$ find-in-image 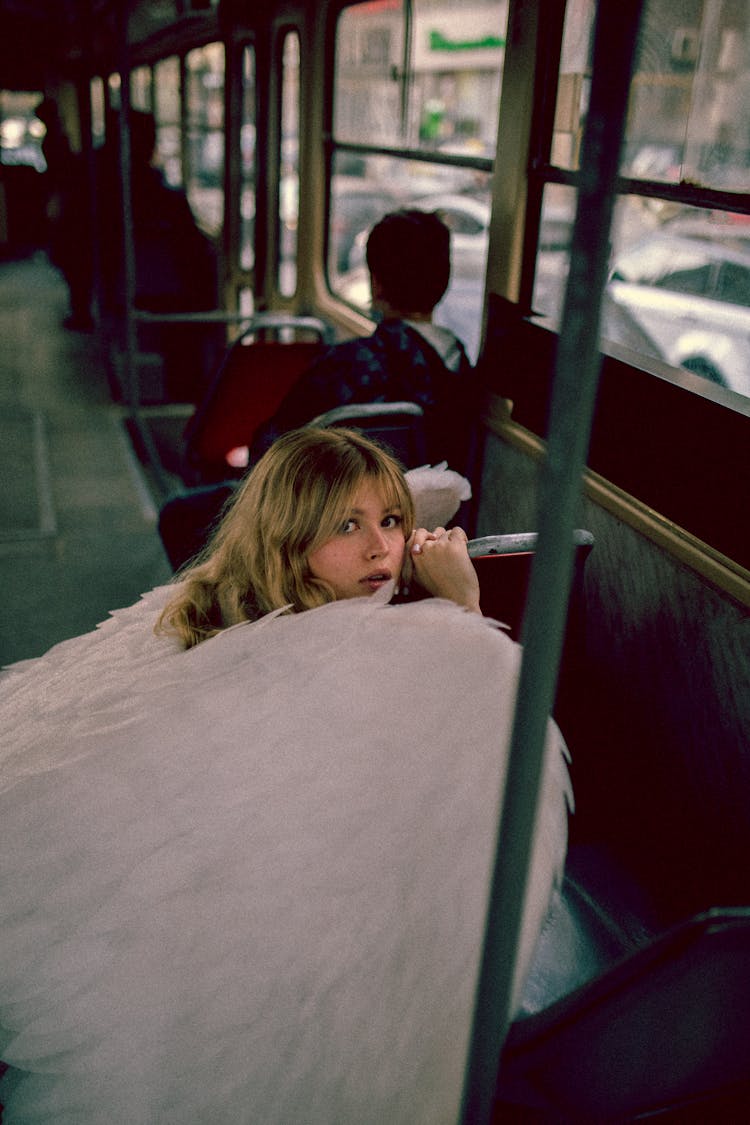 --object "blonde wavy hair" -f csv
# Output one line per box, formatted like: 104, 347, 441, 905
156, 427, 415, 648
